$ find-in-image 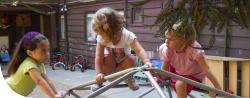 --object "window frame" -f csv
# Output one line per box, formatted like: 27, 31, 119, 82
85, 12, 97, 42
84, 10, 124, 43
60, 15, 66, 40
131, 7, 143, 24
